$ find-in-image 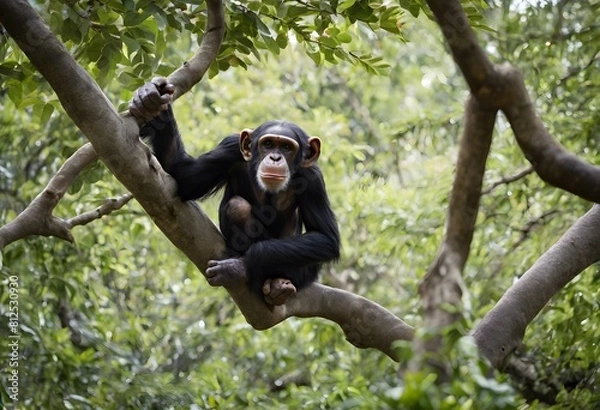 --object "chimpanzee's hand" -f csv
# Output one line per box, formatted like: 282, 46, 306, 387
205, 258, 248, 288
129, 77, 174, 123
